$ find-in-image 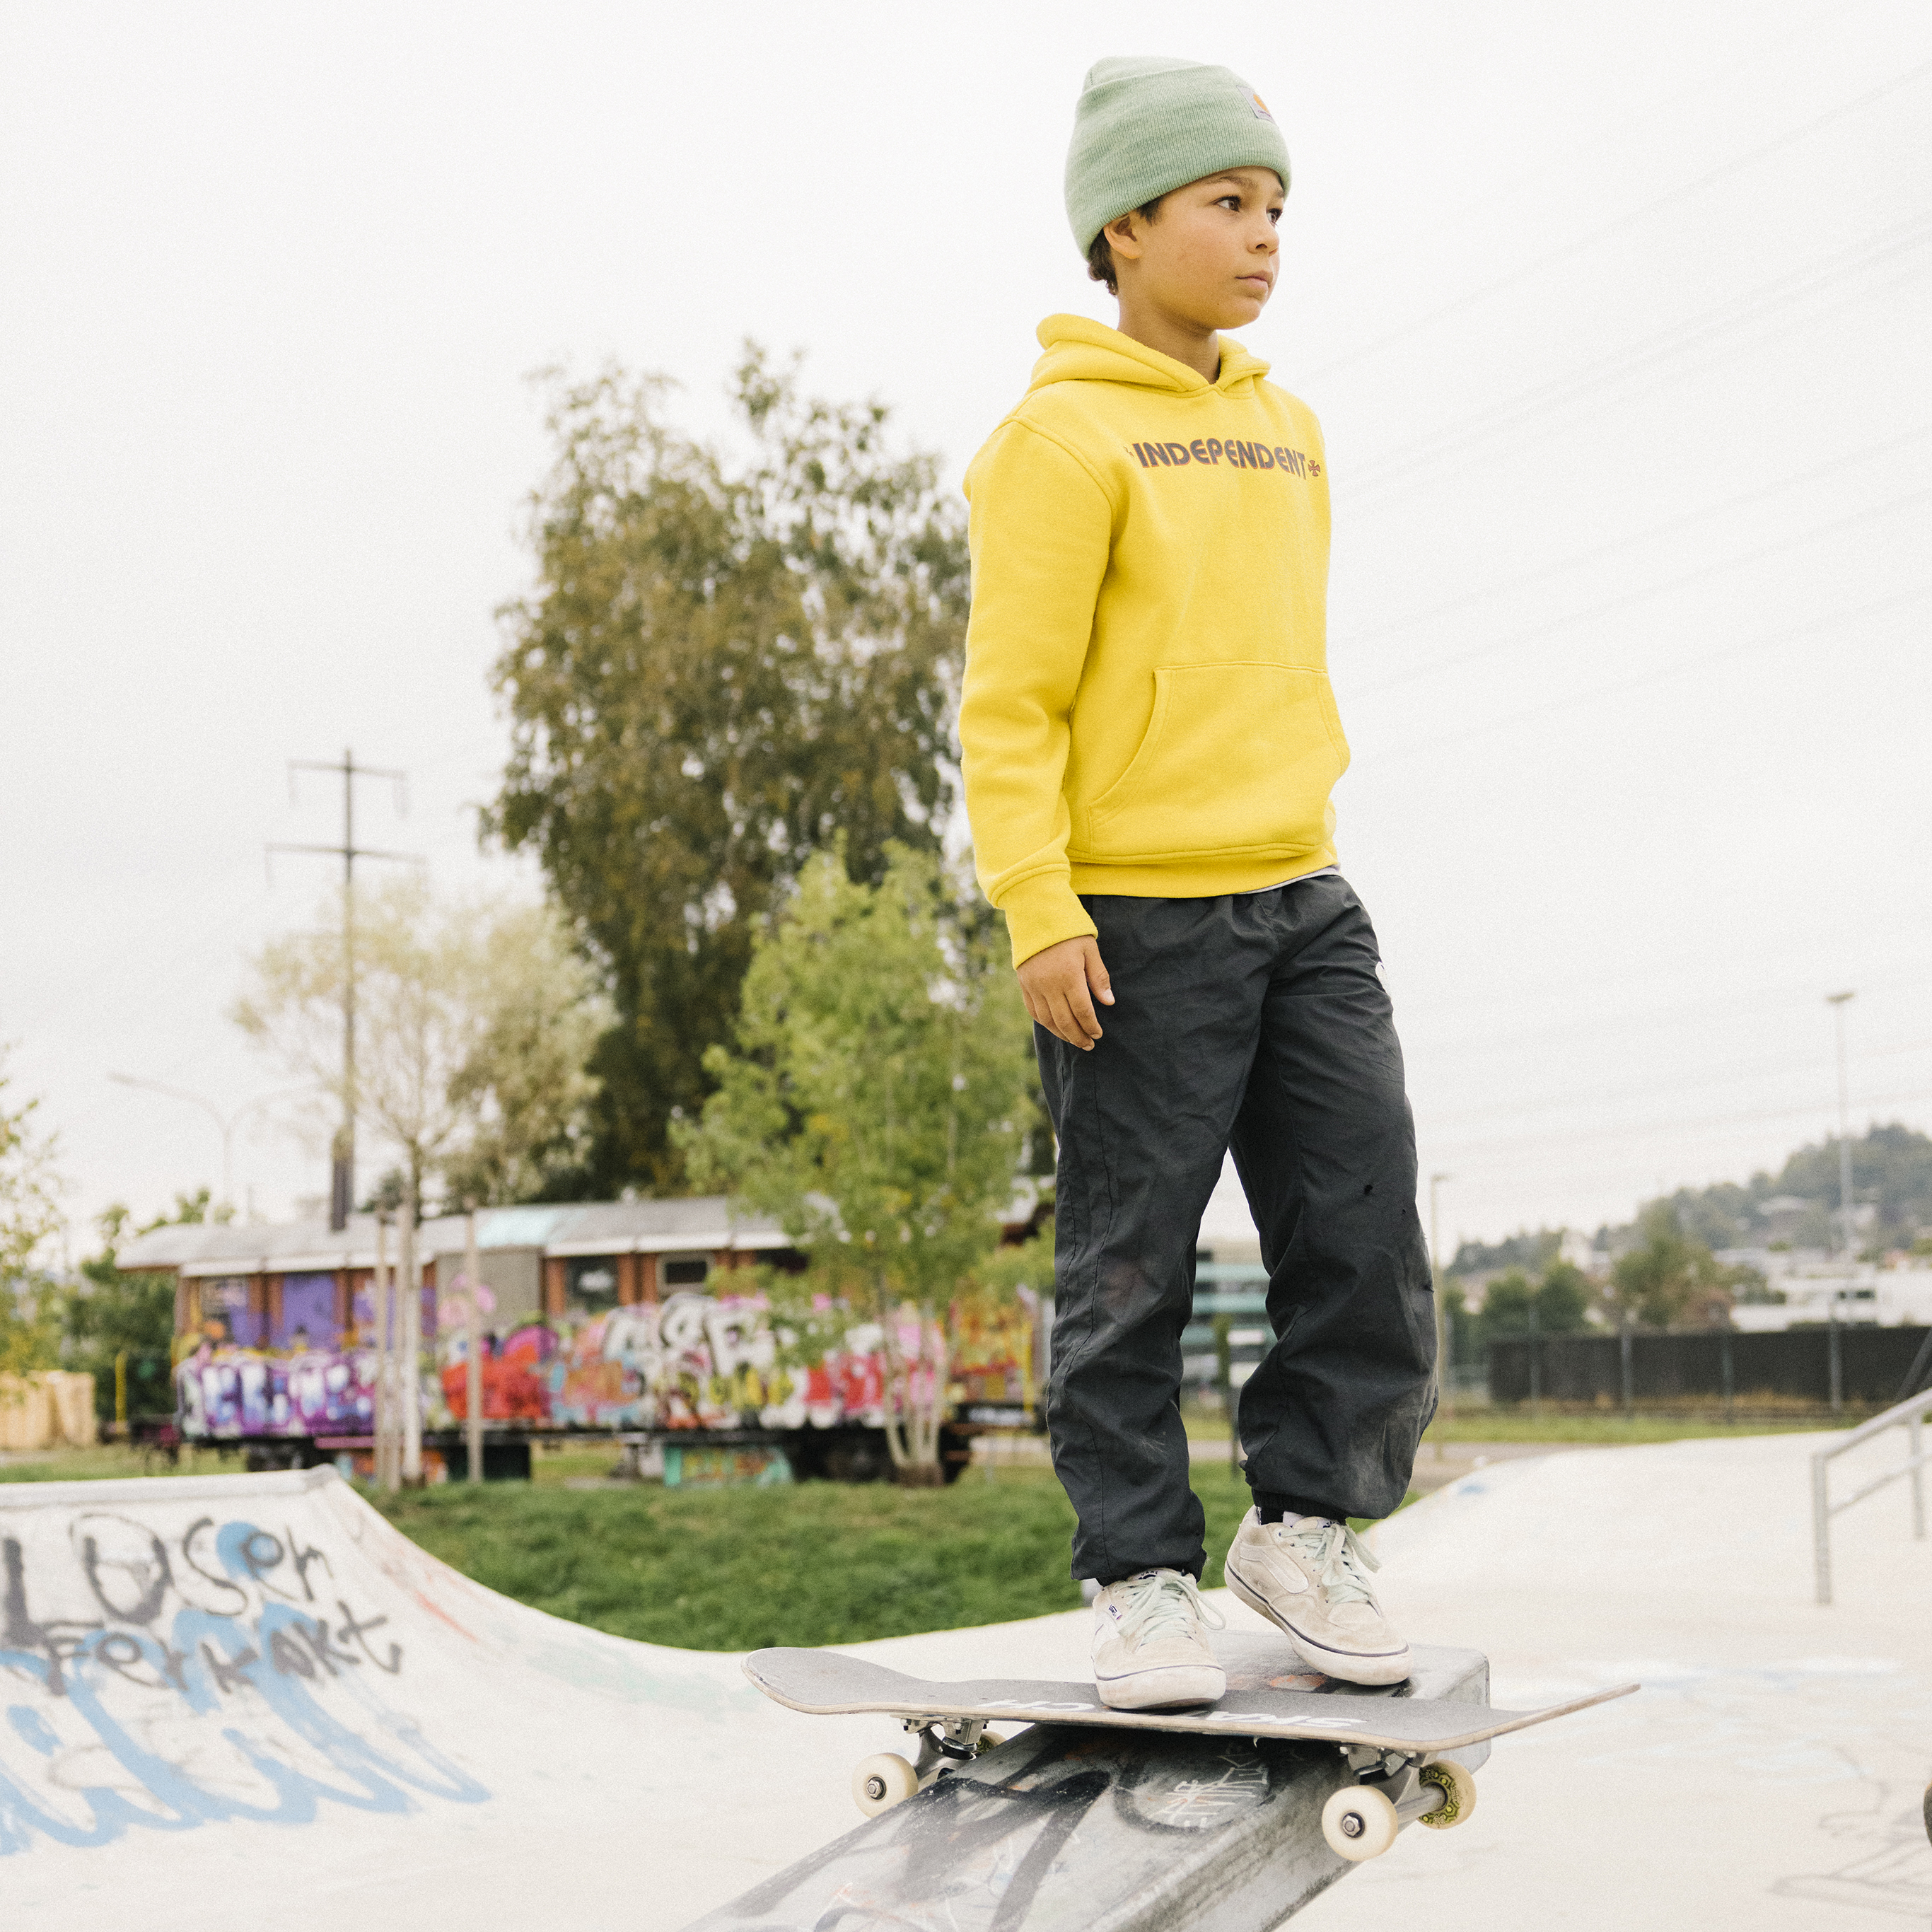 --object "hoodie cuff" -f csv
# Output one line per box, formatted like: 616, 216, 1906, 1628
999, 873, 1099, 968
